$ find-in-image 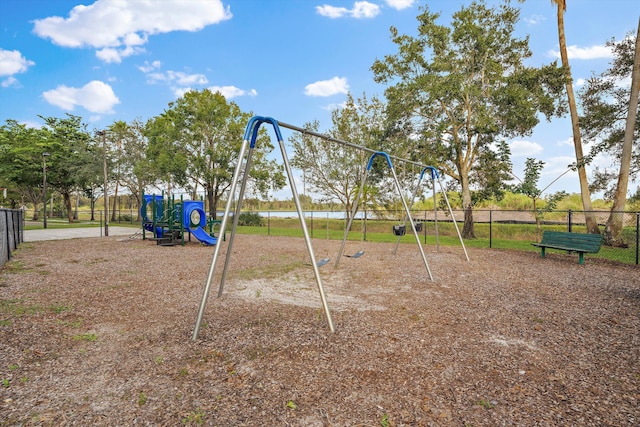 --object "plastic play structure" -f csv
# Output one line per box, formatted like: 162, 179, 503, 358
141, 193, 221, 246
192, 116, 470, 341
